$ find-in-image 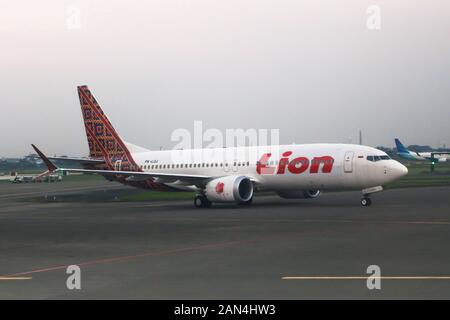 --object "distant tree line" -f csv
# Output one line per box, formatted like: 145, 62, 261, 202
0, 155, 45, 172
